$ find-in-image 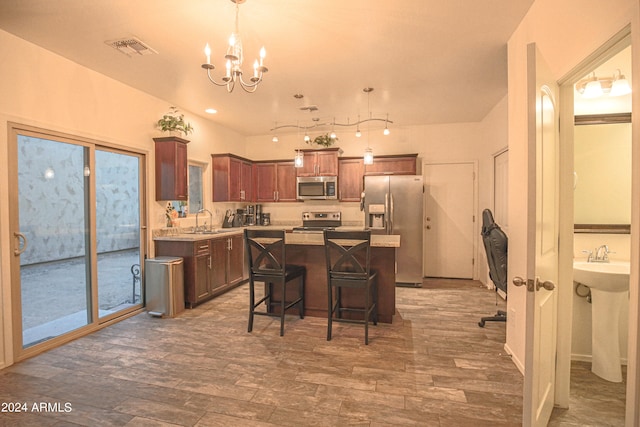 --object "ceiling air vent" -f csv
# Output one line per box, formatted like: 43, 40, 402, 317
106, 37, 157, 57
